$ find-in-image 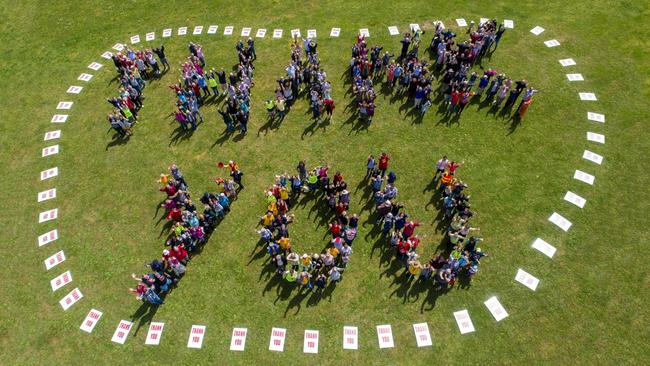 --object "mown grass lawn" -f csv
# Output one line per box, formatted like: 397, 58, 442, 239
0, 1, 648, 365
